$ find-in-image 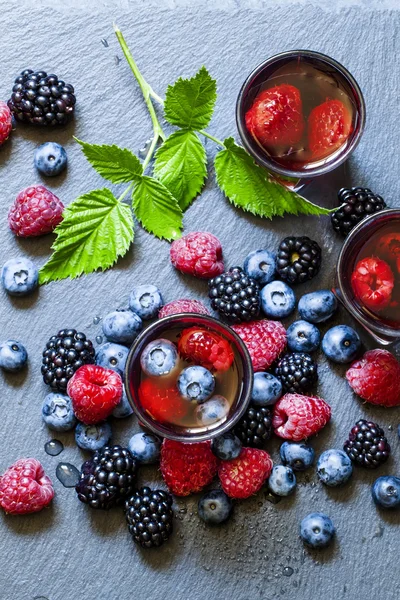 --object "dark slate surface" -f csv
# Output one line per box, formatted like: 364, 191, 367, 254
1, 2, 399, 599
